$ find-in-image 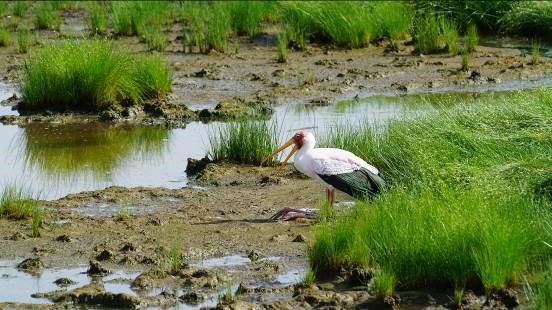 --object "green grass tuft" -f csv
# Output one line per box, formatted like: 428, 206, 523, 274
300, 269, 316, 287
461, 48, 470, 71
373, 269, 396, 299
0, 185, 37, 220
276, 33, 288, 63
170, 241, 182, 273
31, 206, 42, 237
17, 26, 30, 54
535, 263, 552, 309
143, 27, 168, 52
88, 3, 107, 35
208, 119, 279, 165
20, 40, 171, 112
12, 1, 29, 17
465, 24, 478, 52
34, 3, 61, 30
0, 28, 9, 47
531, 40, 541, 65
